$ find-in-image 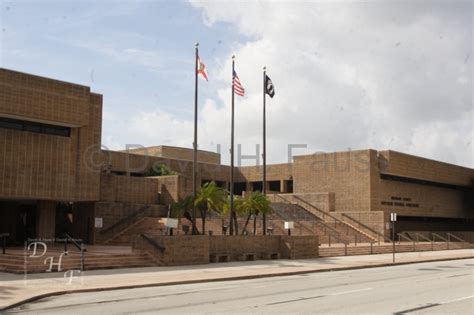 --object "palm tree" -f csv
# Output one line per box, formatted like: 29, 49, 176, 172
195, 182, 225, 234
222, 195, 243, 235
170, 195, 197, 234
239, 191, 272, 235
